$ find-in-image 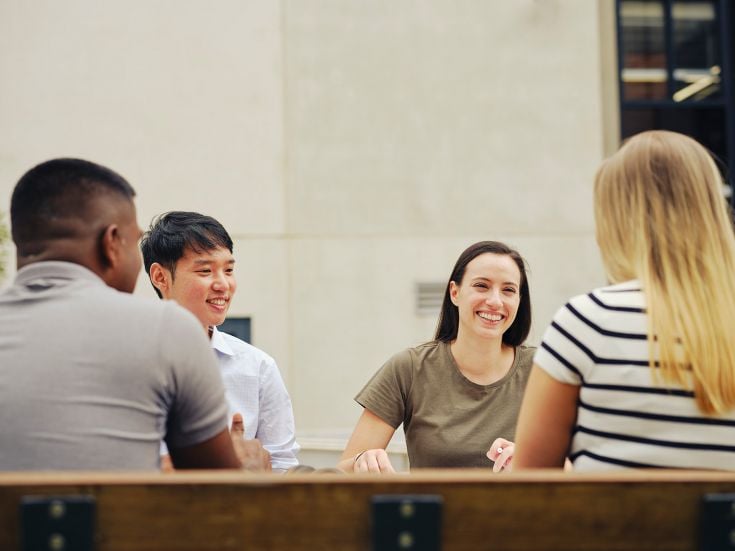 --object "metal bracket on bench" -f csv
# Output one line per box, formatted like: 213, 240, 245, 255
372, 494, 443, 551
20, 495, 96, 551
701, 493, 735, 551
